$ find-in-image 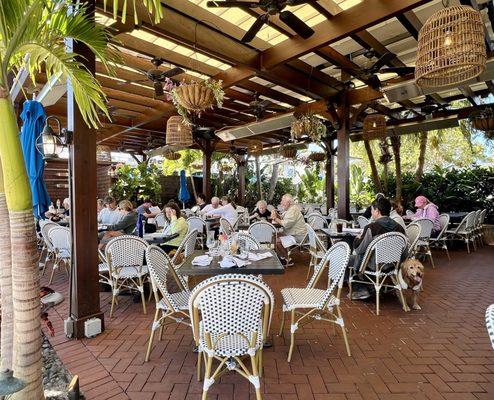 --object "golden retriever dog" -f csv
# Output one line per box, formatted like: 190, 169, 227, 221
398, 258, 424, 312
